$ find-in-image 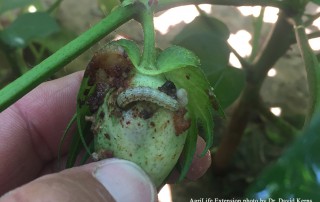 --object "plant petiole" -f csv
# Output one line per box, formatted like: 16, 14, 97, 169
138, 7, 157, 71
